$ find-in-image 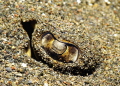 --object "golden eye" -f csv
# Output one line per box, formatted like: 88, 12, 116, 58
40, 32, 79, 63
